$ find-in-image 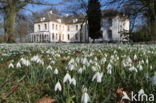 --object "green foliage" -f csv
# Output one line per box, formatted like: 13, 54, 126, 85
130, 26, 152, 42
